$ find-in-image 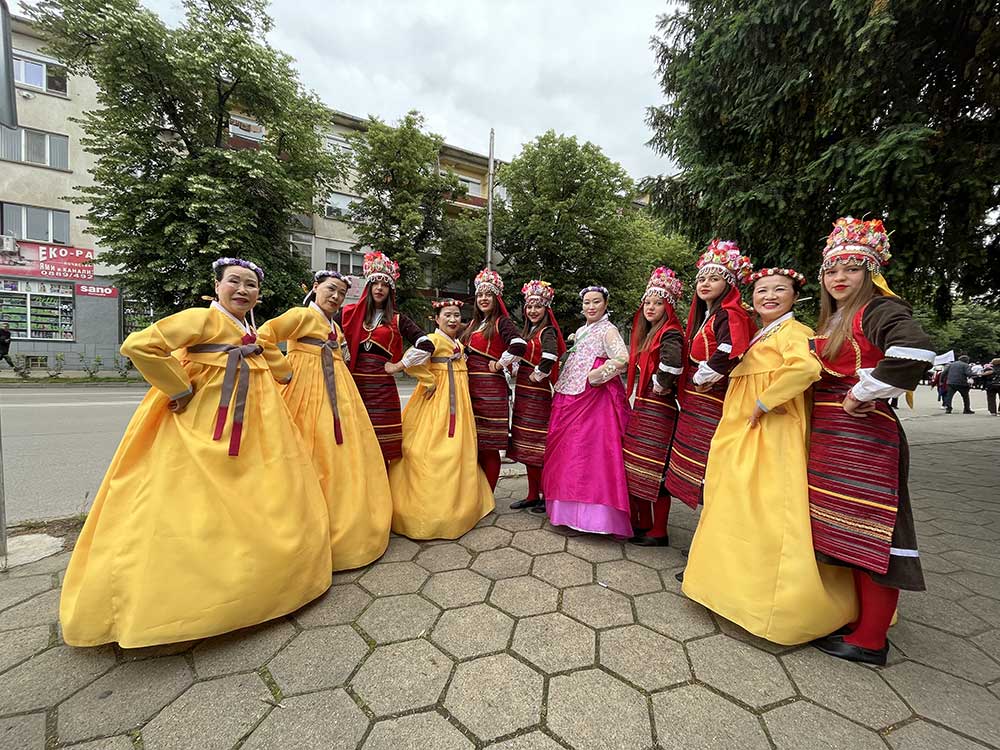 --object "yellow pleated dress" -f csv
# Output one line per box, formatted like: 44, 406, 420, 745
682, 314, 858, 645
59, 305, 332, 648
259, 304, 392, 570
389, 331, 495, 539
